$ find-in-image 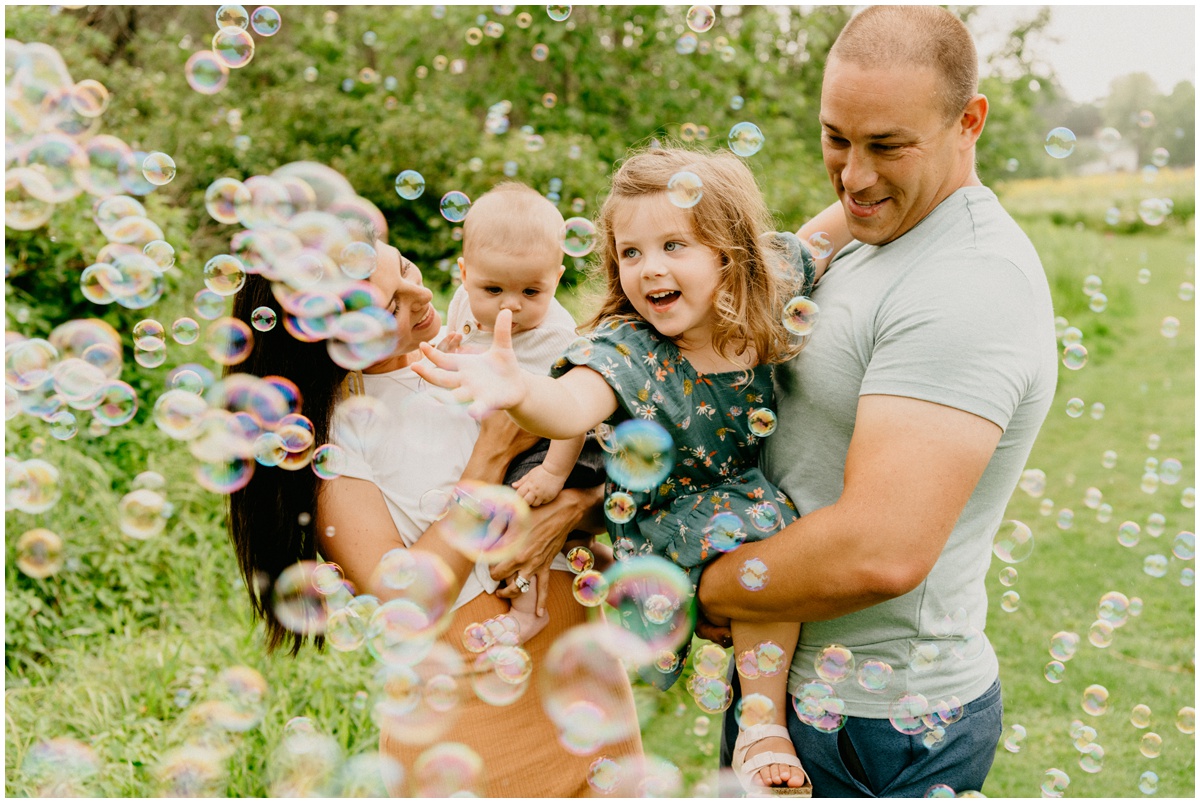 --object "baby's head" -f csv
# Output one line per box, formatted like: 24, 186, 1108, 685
459, 183, 565, 333
587, 147, 799, 364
